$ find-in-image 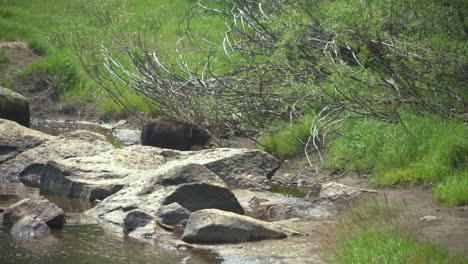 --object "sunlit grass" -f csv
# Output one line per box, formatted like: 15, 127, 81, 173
331, 203, 467, 263
326, 115, 467, 205
259, 114, 315, 160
